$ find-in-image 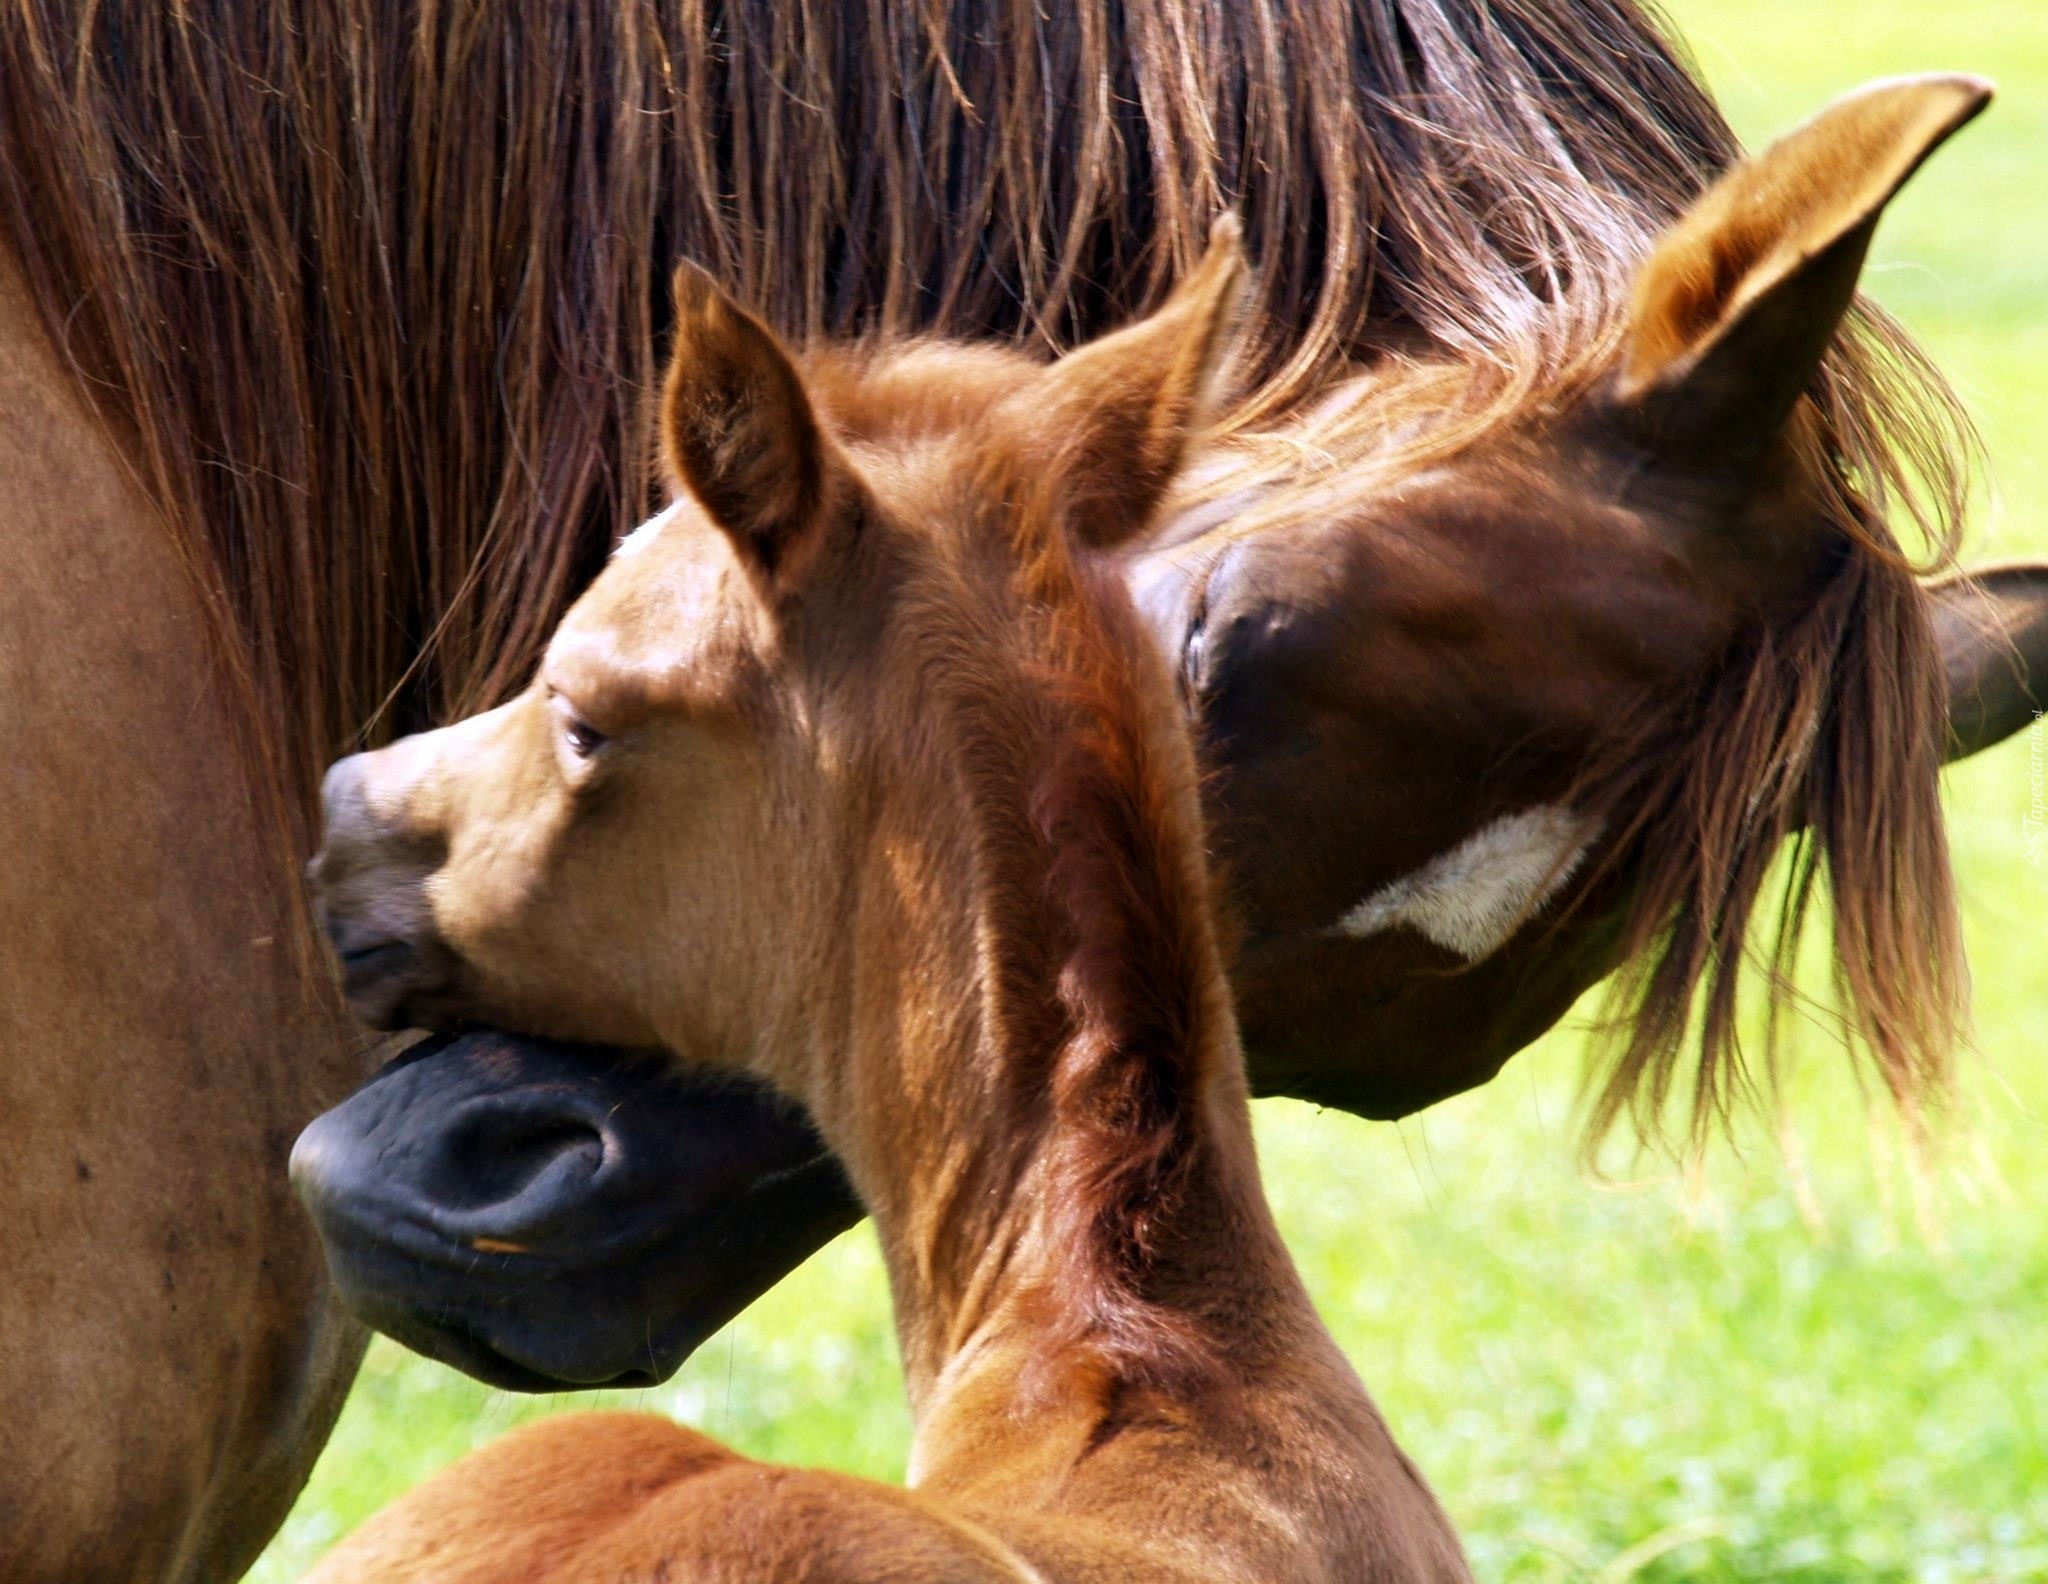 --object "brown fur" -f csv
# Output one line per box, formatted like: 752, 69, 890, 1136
1155, 76, 1980, 1151
1029, 562, 1225, 1388
992, 245, 1250, 1383
0, 242, 367, 1584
